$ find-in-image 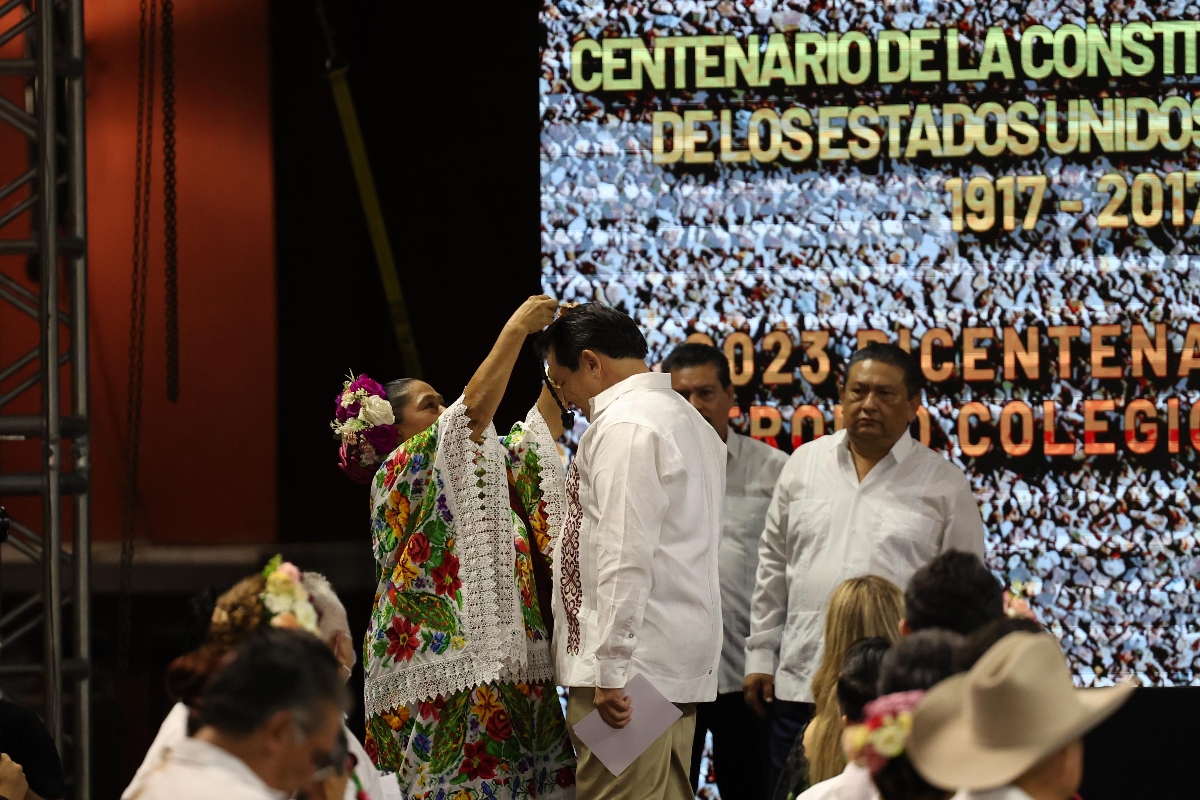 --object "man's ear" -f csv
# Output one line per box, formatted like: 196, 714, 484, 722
261, 709, 295, 753
836, 378, 845, 402
908, 393, 921, 420
898, 618, 912, 638
579, 349, 602, 374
